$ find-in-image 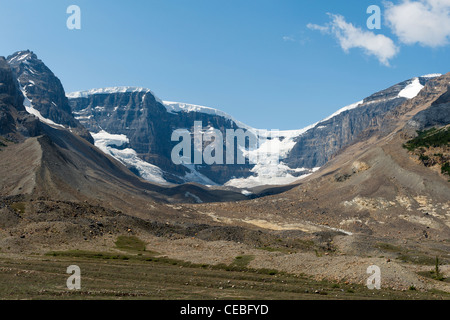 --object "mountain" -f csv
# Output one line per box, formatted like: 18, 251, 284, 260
2, 50, 449, 293
6, 50, 93, 144
2, 49, 443, 192
193, 73, 450, 240
67, 88, 258, 186
68, 75, 440, 188
0, 53, 255, 207
0, 56, 41, 141
284, 76, 439, 169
